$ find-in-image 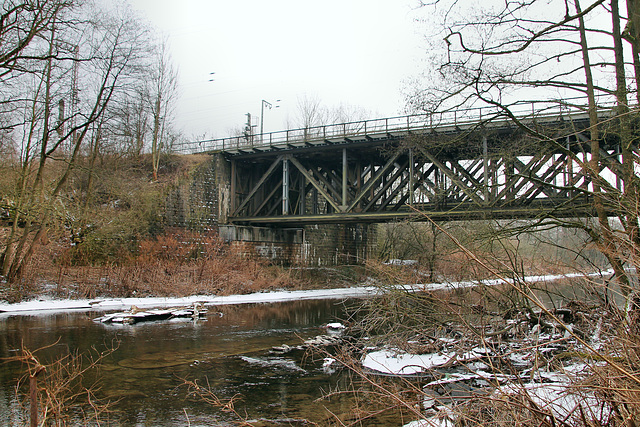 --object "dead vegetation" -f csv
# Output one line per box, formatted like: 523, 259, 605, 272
317, 222, 640, 426
2, 228, 315, 301
5, 341, 118, 426
0, 224, 379, 303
